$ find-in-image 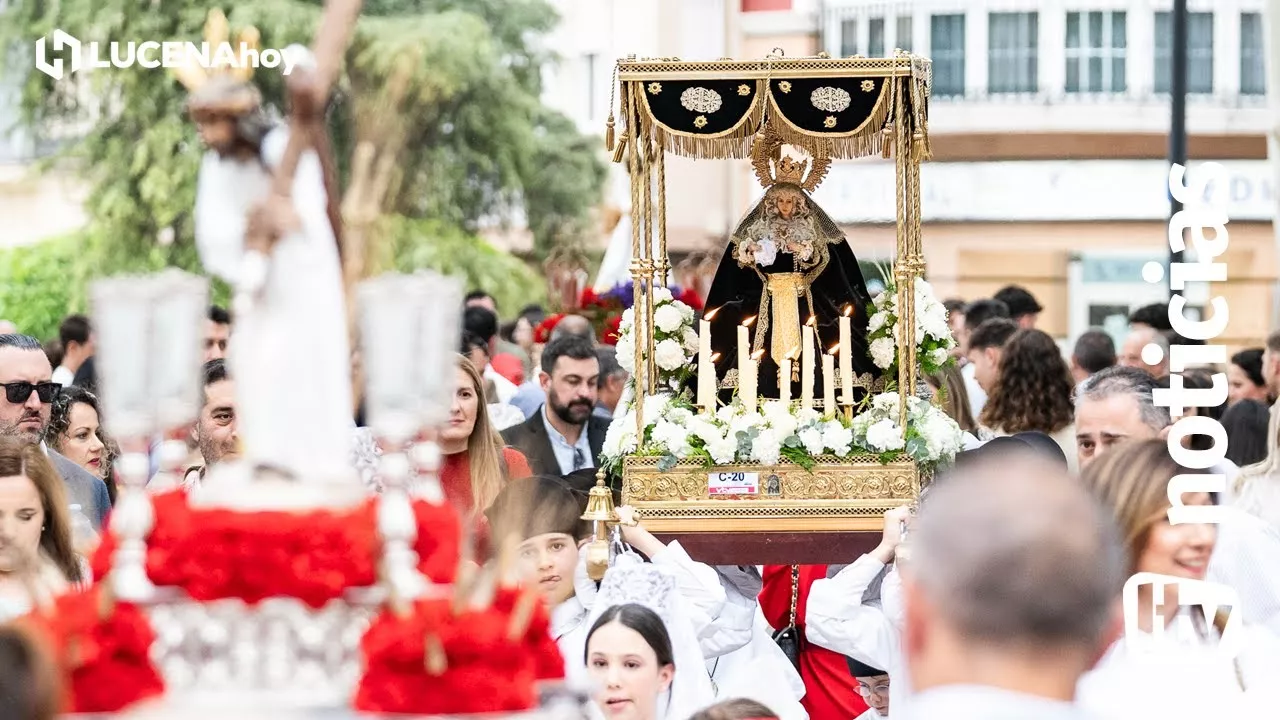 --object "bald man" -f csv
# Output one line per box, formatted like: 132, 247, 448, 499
0, 321, 16, 335
510, 314, 596, 420
1118, 326, 1169, 379
897, 451, 1126, 719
